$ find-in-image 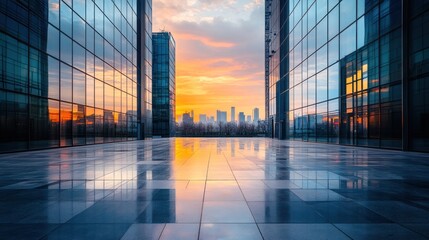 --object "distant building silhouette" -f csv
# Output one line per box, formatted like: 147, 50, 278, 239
152, 32, 176, 137
182, 112, 193, 125
216, 110, 227, 124
238, 112, 245, 124
253, 108, 260, 124
199, 114, 207, 124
